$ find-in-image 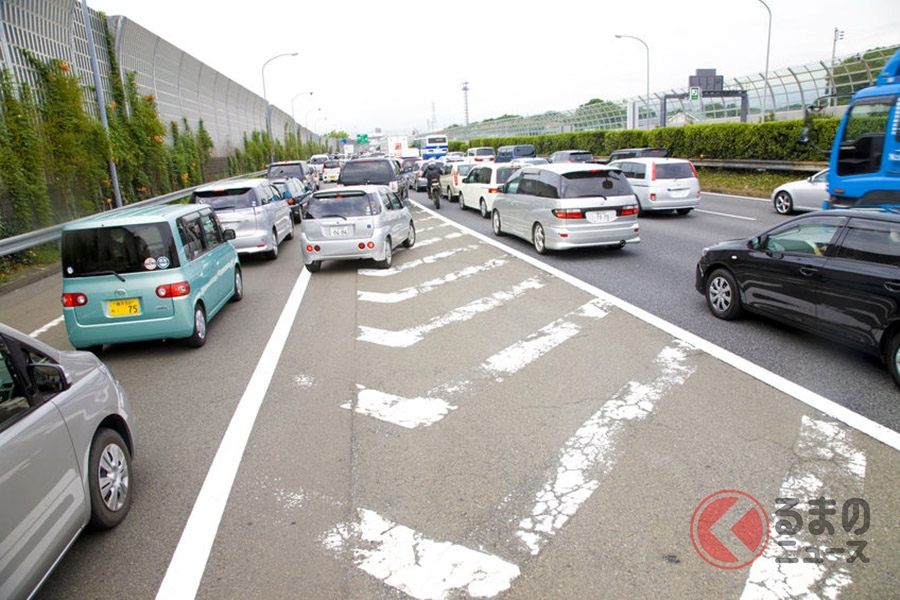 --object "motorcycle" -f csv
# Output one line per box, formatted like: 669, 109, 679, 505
427, 177, 441, 209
